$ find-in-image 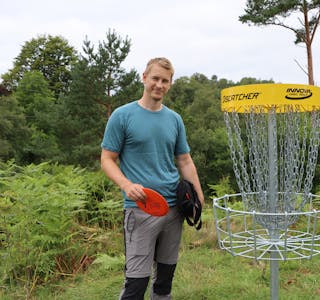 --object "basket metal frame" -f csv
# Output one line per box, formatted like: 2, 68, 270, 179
213, 192, 320, 261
